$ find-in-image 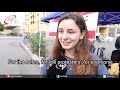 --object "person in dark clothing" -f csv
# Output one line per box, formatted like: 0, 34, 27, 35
115, 36, 120, 50
90, 40, 96, 54
111, 36, 120, 63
